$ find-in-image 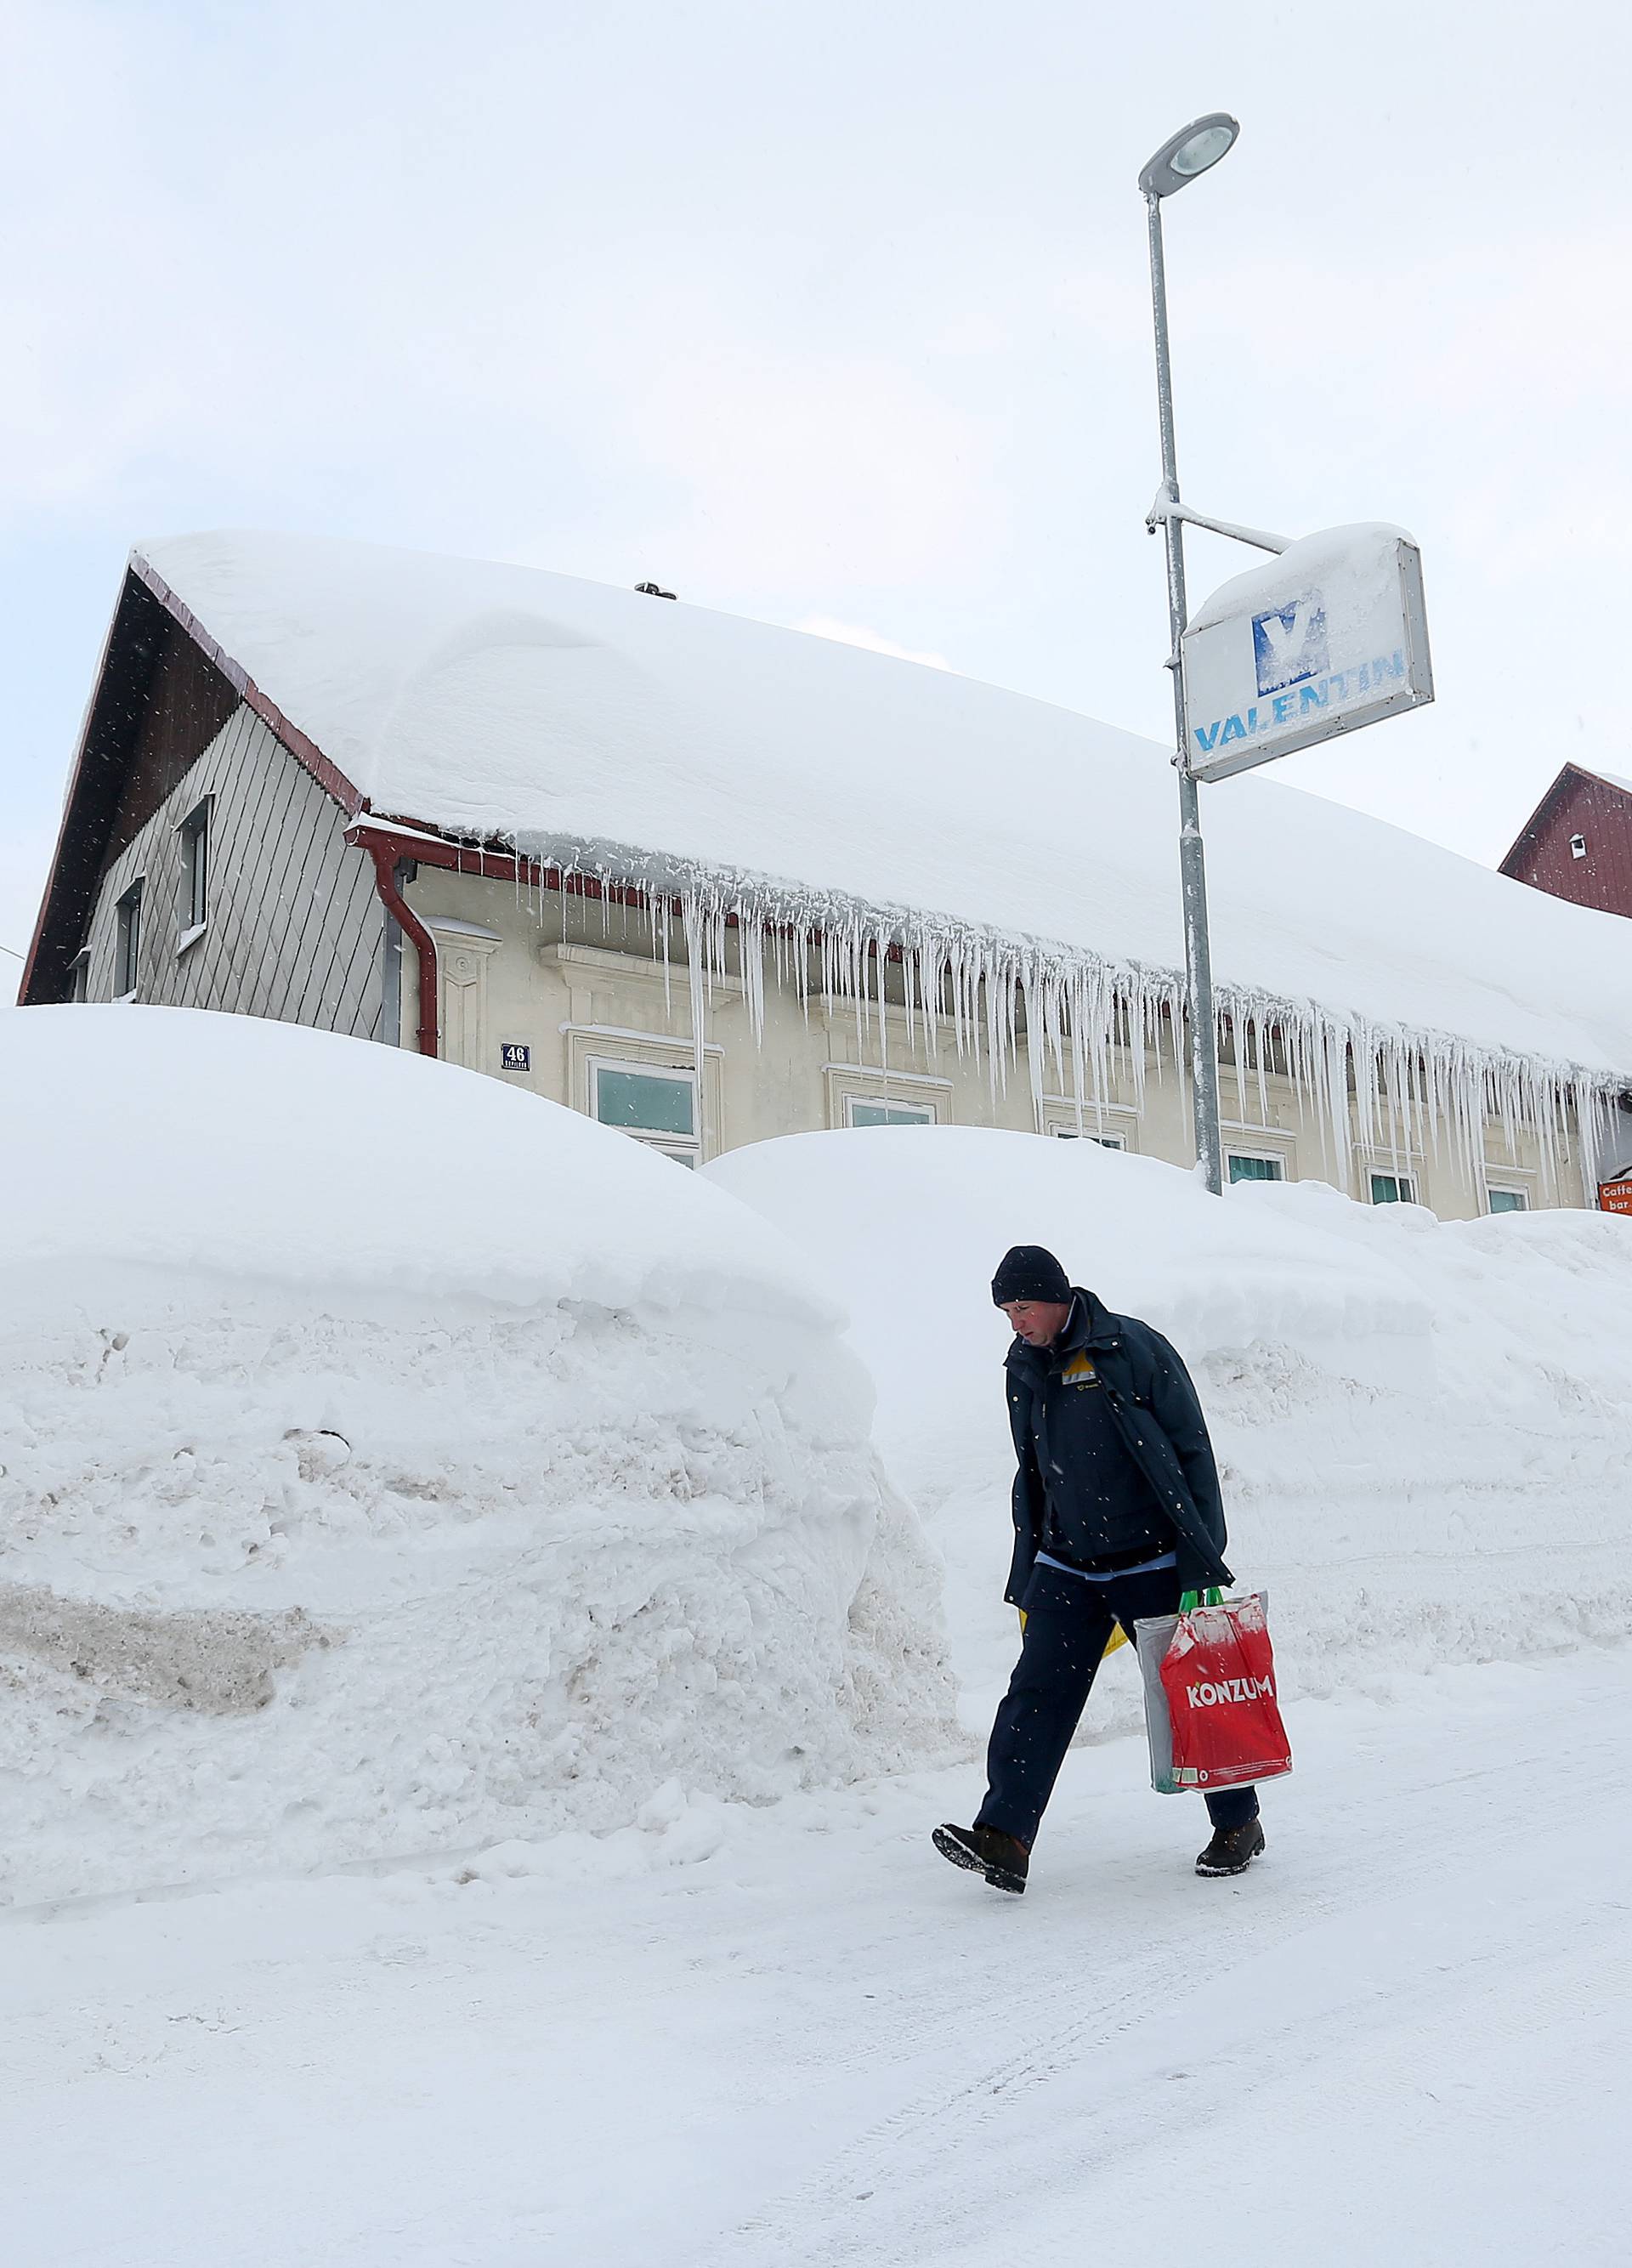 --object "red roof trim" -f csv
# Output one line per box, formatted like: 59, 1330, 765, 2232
343, 818, 689, 920
128, 553, 369, 819
346, 819, 1180, 1021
